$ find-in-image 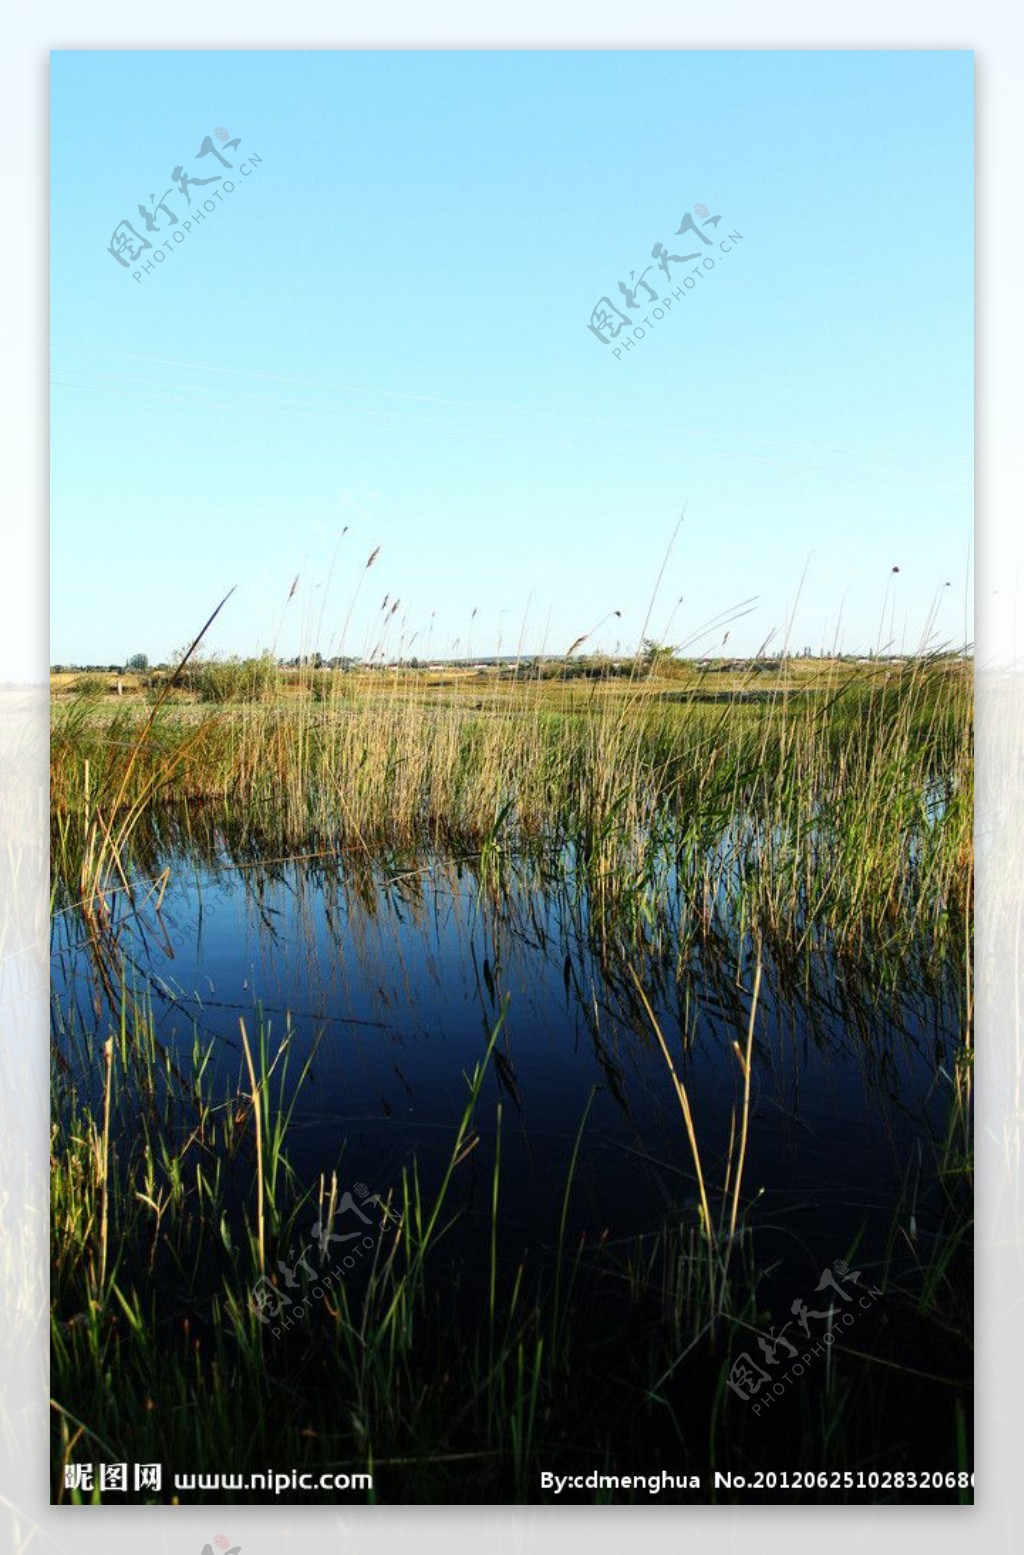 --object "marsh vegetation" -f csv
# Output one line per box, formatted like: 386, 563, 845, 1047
50, 646, 973, 1503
